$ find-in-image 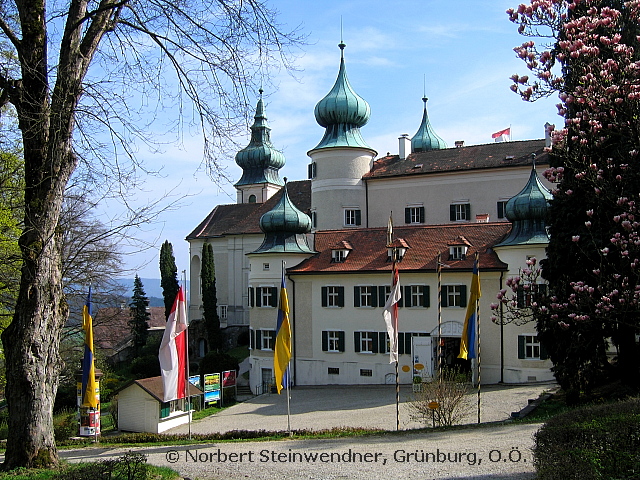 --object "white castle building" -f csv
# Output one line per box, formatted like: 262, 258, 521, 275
187, 42, 555, 393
